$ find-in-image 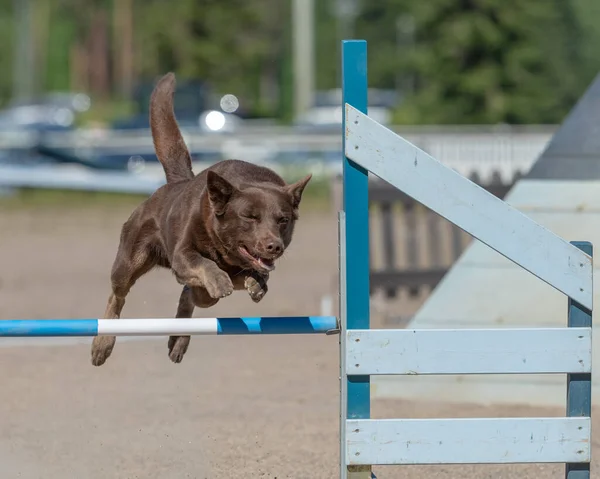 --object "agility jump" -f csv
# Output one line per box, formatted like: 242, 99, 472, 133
0, 40, 592, 479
